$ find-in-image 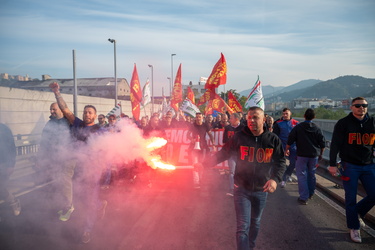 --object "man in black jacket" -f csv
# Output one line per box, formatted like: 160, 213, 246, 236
202, 107, 286, 250
0, 123, 21, 216
285, 108, 325, 205
223, 113, 244, 196
329, 97, 375, 243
